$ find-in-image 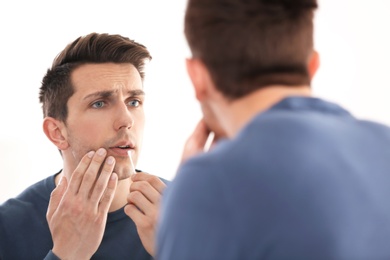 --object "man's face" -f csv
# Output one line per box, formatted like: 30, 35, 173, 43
64, 63, 145, 180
